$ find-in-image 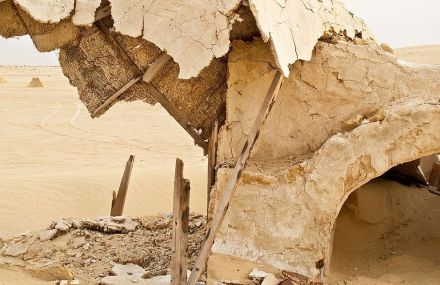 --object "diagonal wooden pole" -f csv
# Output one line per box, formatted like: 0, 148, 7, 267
110, 155, 135, 216
93, 22, 207, 151
187, 70, 284, 285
